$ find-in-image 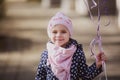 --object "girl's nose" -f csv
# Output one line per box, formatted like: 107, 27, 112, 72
56, 32, 61, 36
